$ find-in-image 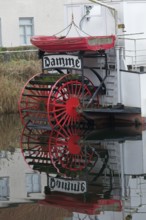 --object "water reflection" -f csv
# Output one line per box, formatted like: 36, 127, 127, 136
0, 115, 146, 220
0, 114, 22, 150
